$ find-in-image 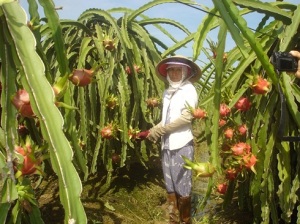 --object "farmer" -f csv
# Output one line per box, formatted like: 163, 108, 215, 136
138, 55, 201, 224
